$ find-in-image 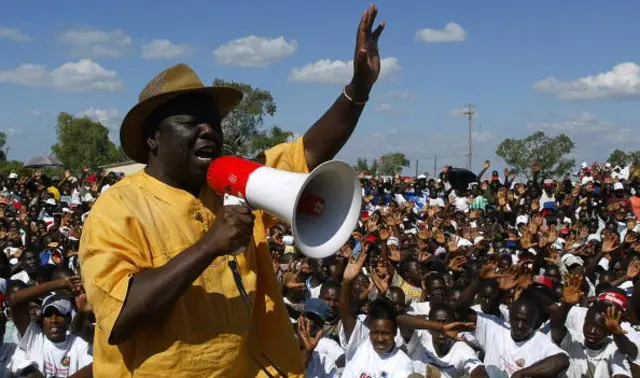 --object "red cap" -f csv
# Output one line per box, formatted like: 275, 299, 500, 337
533, 275, 554, 290
598, 291, 628, 311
